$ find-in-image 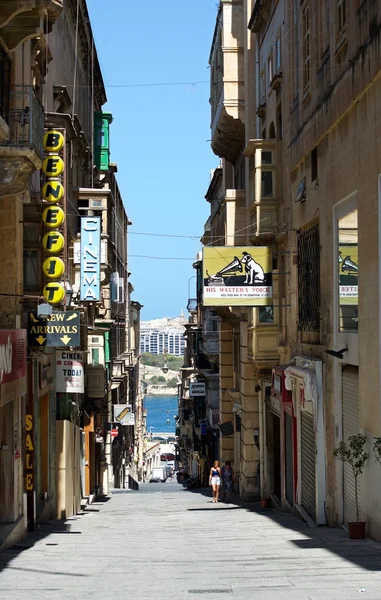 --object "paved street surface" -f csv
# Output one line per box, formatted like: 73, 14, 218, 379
1, 481, 381, 600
